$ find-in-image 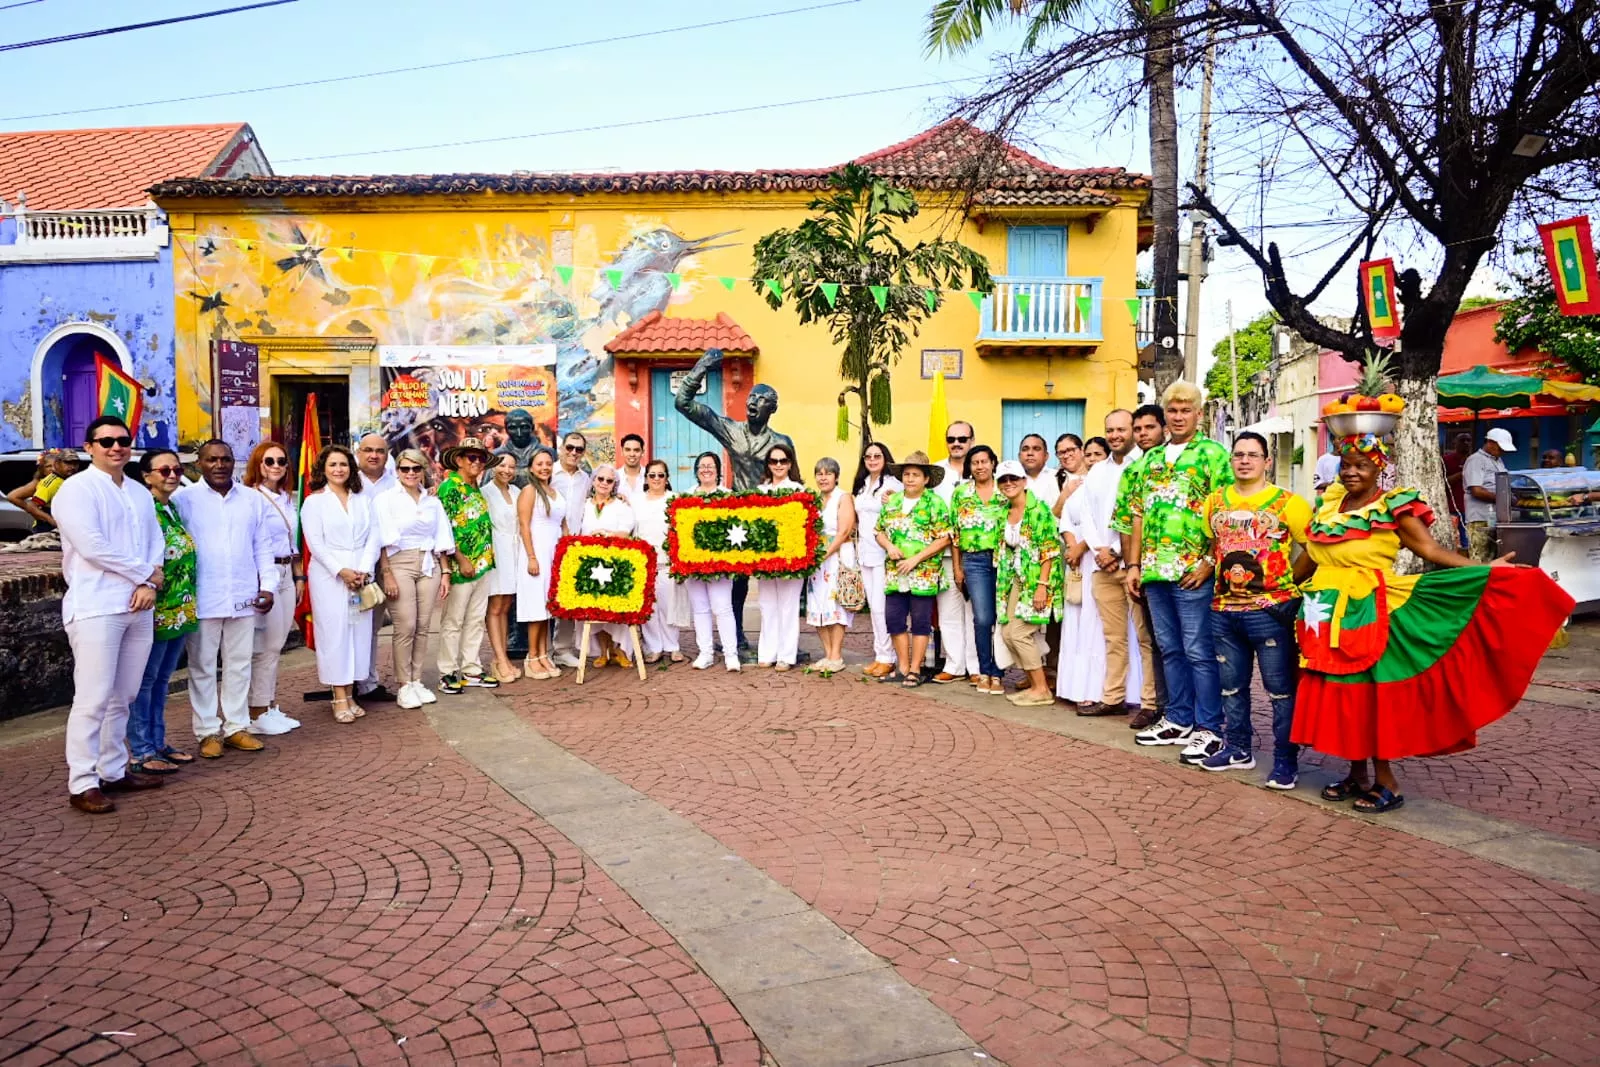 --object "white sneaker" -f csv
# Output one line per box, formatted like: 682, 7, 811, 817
267, 704, 301, 730
554, 651, 583, 668
1178, 729, 1222, 764
725, 655, 742, 672
396, 683, 422, 710
692, 652, 715, 670
1134, 717, 1193, 747
249, 708, 295, 735
413, 684, 437, 704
